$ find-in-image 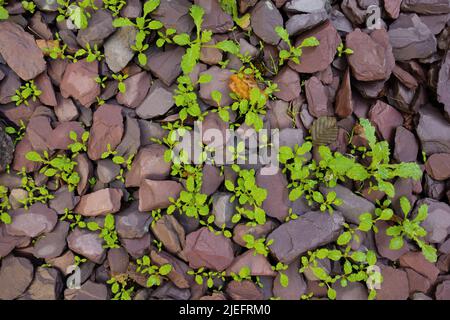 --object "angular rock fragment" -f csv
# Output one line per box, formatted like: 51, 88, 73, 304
0, 255, 34, 300
268, 211, 344, 264
67, 228, 106, 264
5, 203, 57, 238
138, 179, 182, 211
75, 188, 123, 217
